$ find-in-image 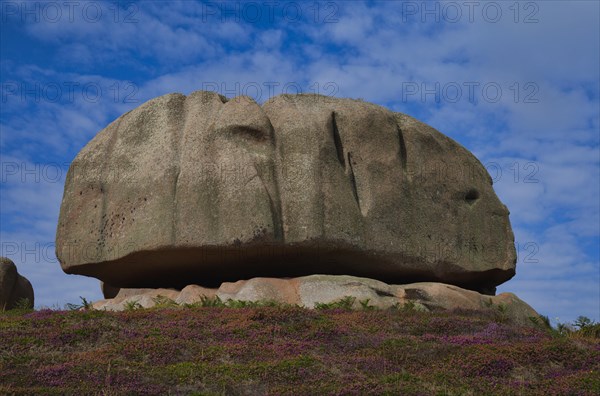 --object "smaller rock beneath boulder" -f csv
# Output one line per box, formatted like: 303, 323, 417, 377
92, 275, 540, 327
219, 278, 299, 305
93, 288, 180, 310
0, 257, 34, 310
175, 285, 217, 305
